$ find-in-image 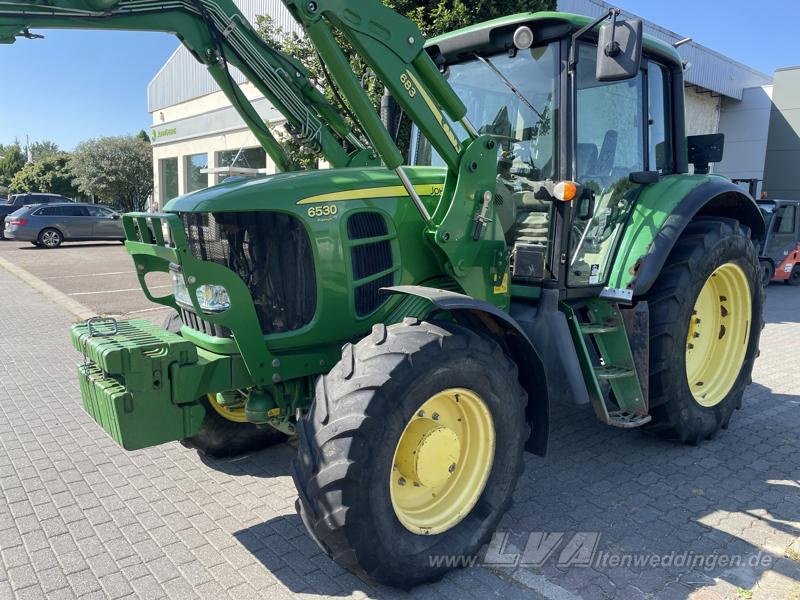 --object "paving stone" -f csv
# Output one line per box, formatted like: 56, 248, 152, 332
1, 247, 800, 600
